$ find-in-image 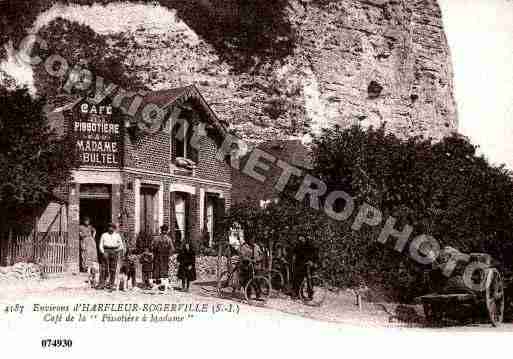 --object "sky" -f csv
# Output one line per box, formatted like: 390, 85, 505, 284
438, 0, 513, 169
